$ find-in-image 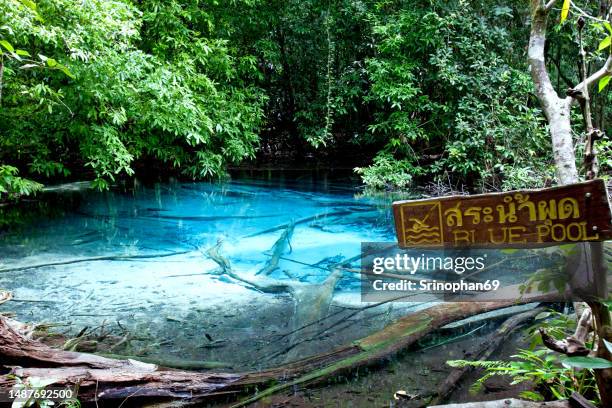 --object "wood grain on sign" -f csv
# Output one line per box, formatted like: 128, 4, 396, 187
392, 179, 612, 248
